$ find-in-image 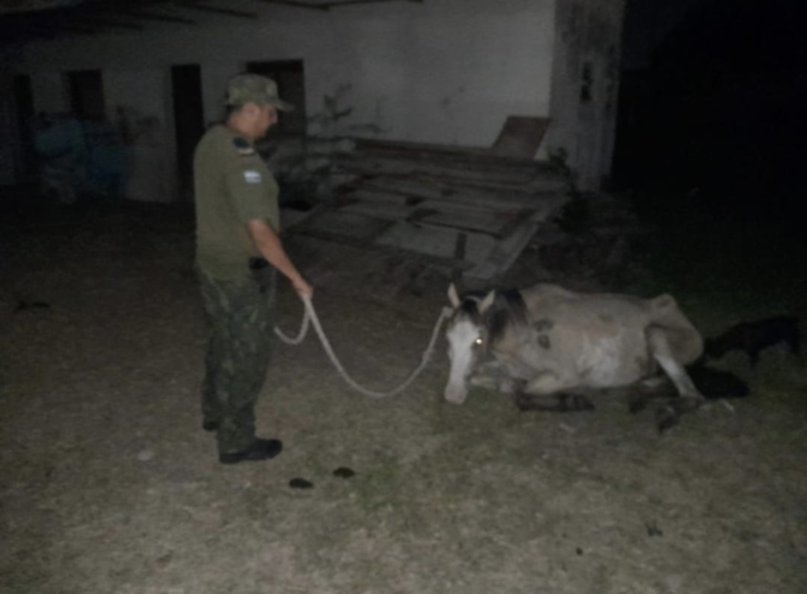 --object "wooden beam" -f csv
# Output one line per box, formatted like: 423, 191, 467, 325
80, 18, 144, 30
11, 22, 97, 38
0, 0, 84, 15
115, 10, 197, 25
174, 2, 259, 18
324, 0, 423, 7
251, 0, 330, 11
63, 26, 98, 35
